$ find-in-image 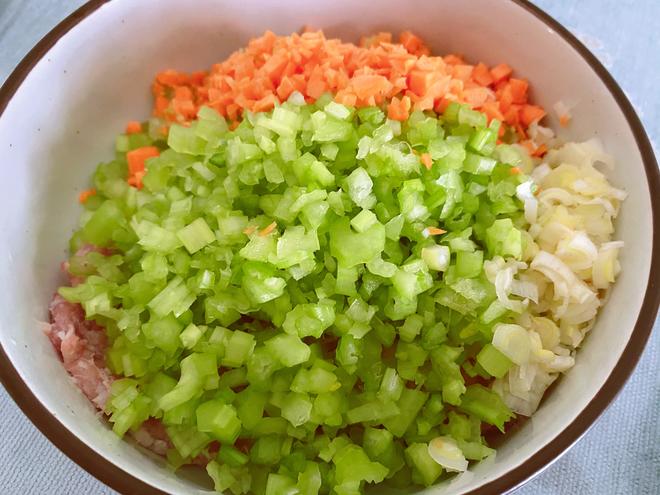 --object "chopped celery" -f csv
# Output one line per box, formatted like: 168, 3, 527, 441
65, 97, 537, 494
